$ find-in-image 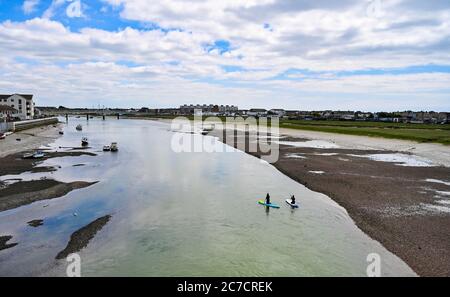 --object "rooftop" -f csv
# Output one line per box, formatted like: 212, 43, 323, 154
0, 94, 34, 100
